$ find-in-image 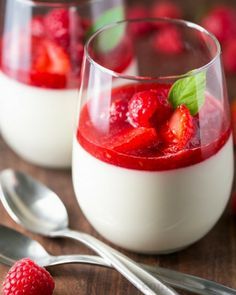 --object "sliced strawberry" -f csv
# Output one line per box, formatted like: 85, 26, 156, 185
127, 6, 153, 36
152, 26, 184, 55
110, 98, 129, 124
161, 105, 194, 149
107, 127, 158, 153
202, 6, 236, 44
30, 37, 70, 88
33, 38, 70, 75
